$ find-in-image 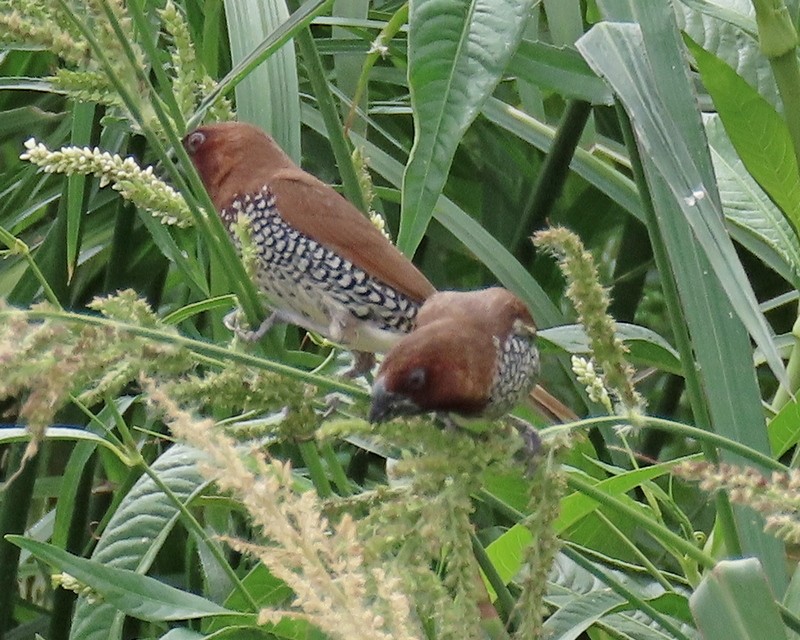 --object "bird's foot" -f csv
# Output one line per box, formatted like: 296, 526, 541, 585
342, 350, 376, 380
224, 309, 278, 342
320, 392, 350, 418
506, 415, 541, 471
